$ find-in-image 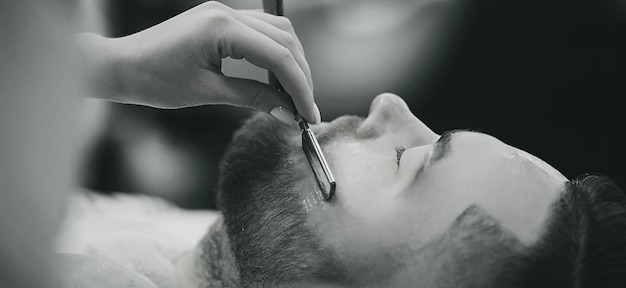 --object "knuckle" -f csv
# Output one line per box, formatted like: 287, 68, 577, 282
273, 46, 293, 68
280, 31, 296, 48
275, 16, 294, 31
200, 1, 225, 10
206, 10, 232, 27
